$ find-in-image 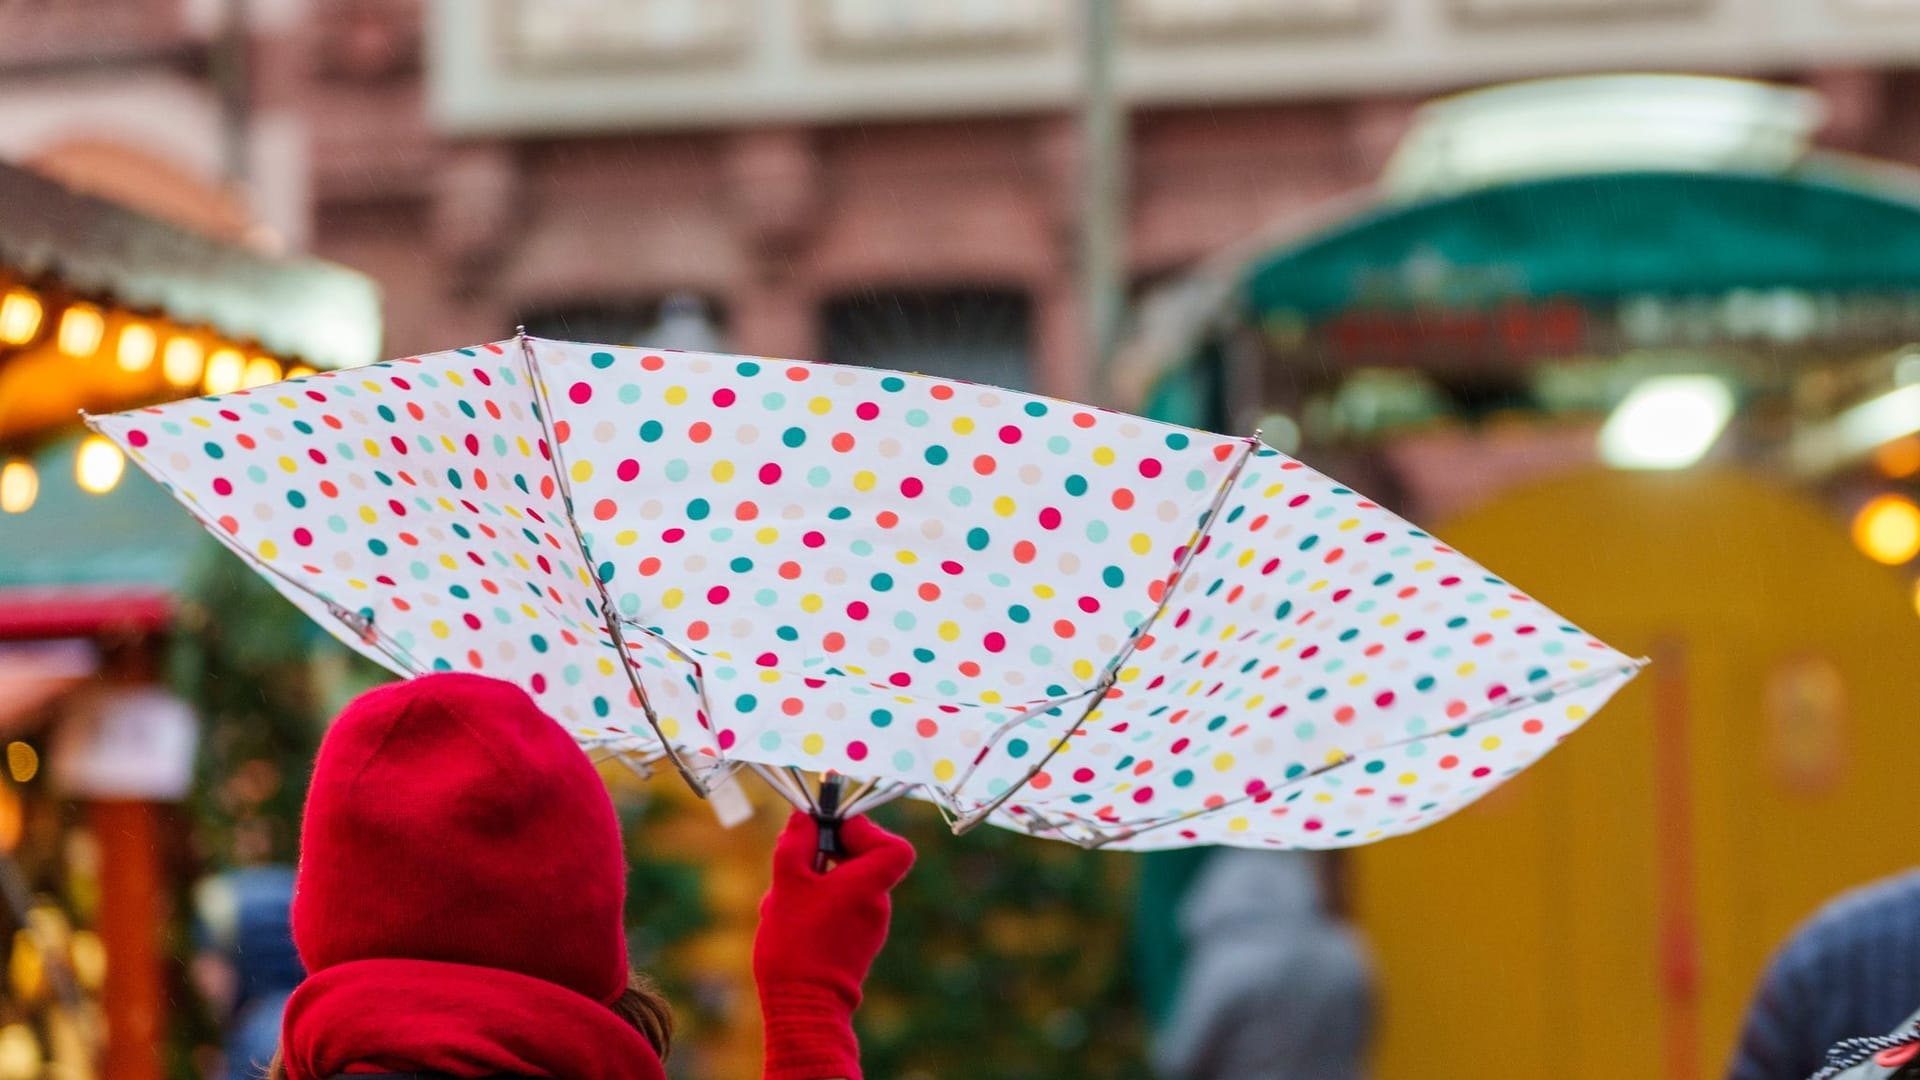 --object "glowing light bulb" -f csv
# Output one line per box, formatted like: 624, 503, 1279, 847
202, 348, 245, 395
56, 304, 104, 357
1598, 375, 1735, 470
241, 356, 282, 388
1852, 494, 1920, 566
162, 337, 204, 388
74, 436, 124, 494
0, 290, 42, 345
0, 459, 36, 514
117, 323, 158, 372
